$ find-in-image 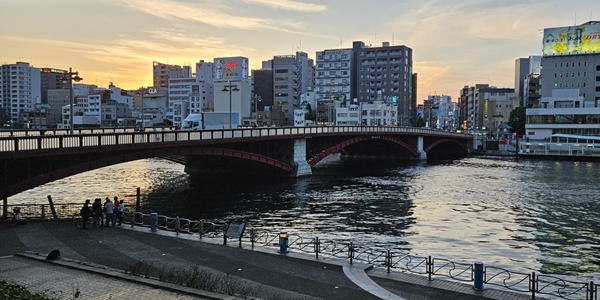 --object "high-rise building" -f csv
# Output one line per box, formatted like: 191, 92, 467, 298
152, 61, 192, 89
0, 62, 42, 125
315, 41, 415, 126
526, 21, 600, 139
259, 52, 314, 124
355, 41, 414, 126
40, 68, 69, 105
